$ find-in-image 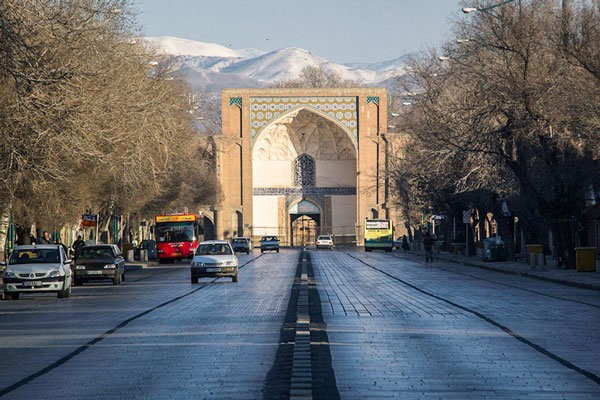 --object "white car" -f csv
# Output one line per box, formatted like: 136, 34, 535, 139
2, 244, 73, 300
190, 240, 238, 283
316, 235, 334, 250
